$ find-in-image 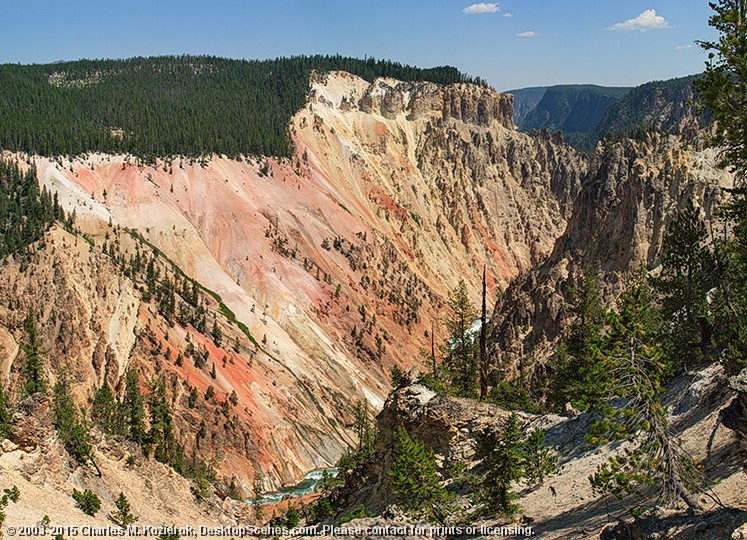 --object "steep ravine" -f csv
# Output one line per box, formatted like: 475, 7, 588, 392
2, 71, 587, 490
489, 133, 732, 380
